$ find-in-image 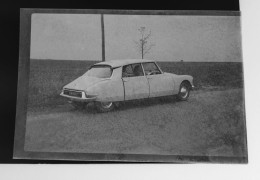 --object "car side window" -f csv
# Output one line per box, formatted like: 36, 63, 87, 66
122, 63, 144, 77
122, 65, 134, 77
131, 64, 144, 77
142, 62, 161, 75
